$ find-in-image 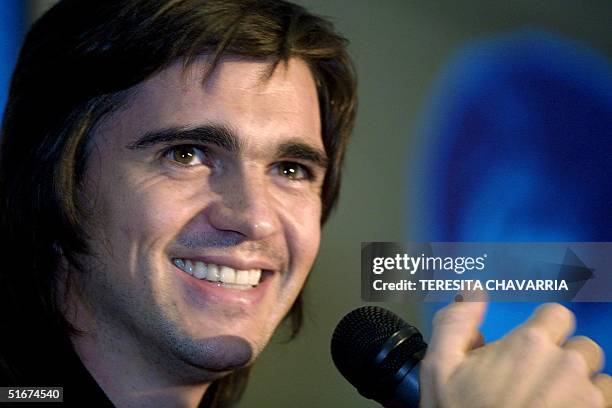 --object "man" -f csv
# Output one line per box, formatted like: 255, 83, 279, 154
0, 1, 354, 406
0, 1, 609, 407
